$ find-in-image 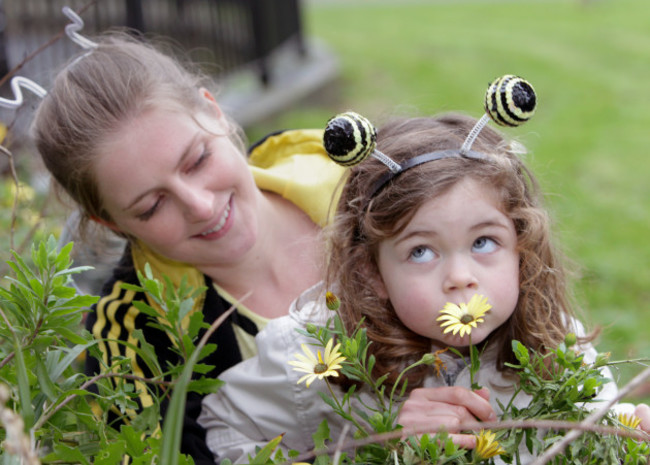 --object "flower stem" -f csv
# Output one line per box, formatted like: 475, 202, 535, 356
325, 379, 367, 435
